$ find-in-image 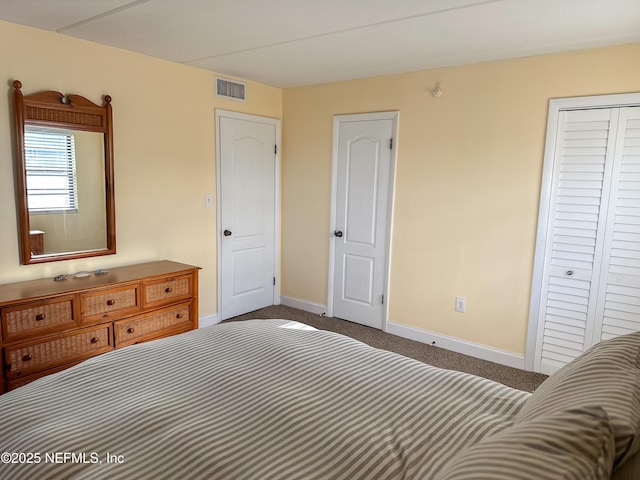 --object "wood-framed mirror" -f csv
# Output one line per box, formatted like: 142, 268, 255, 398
12, 80, 116, 264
